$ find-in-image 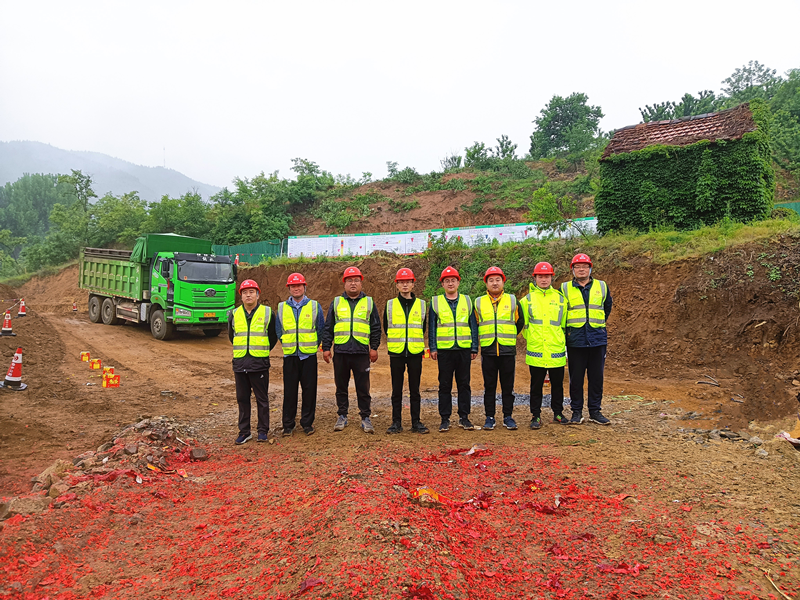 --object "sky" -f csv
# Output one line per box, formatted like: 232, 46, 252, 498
1, 0, 798, 189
